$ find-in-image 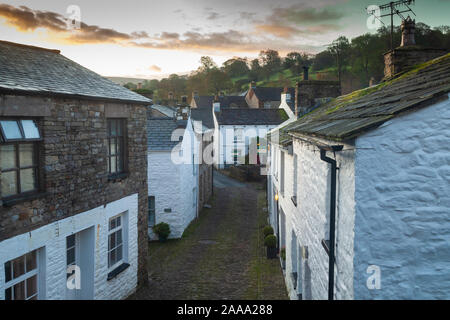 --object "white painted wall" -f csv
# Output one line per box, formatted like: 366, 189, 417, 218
0, 194, 139, 300
353, 94, 450, 299
215, 124, 276, 168
147, 118, 199, 239
268, 137, 356, 300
